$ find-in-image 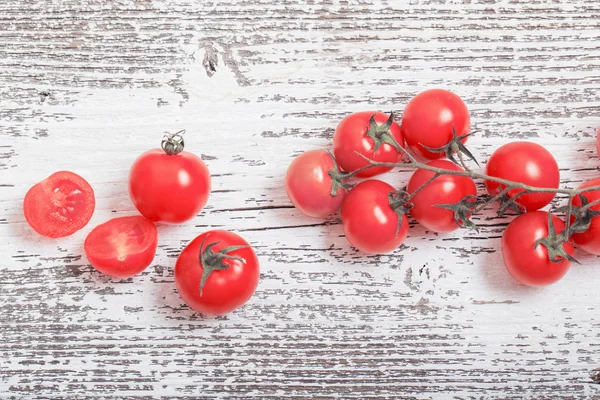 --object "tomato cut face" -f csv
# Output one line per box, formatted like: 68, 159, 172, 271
23, 171, 95, 238
84, 216, 158, 279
